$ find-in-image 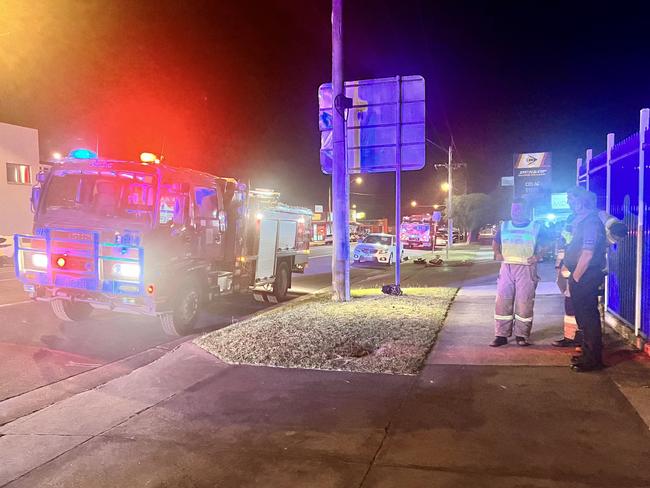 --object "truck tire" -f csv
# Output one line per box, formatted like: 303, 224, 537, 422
273, 261, 290, 301
161, 279, 201, 336
51, 299, 93, 322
